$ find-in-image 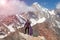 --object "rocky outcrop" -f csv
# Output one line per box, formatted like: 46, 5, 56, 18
0, 30, 46, 40
32, 22, 58, 40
